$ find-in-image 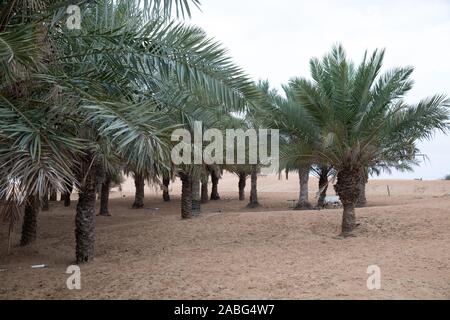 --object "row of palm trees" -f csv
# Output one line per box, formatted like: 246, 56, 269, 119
1, 1, 449, 262
0, 0, 260, 261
